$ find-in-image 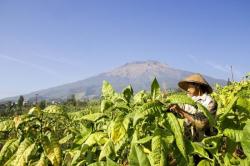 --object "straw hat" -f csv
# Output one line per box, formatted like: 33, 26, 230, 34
178, 73, 213, 94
